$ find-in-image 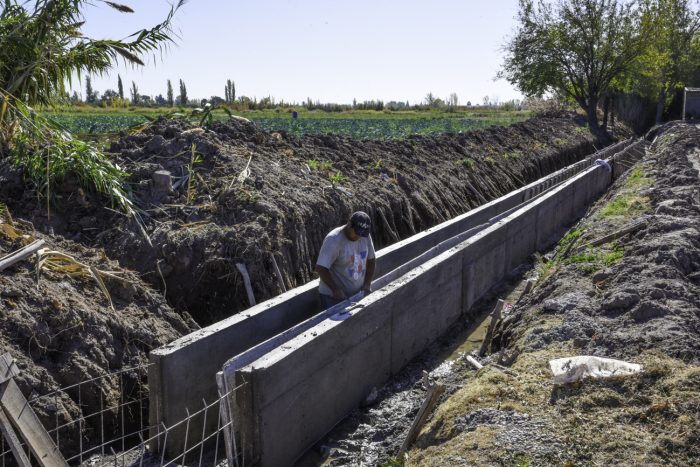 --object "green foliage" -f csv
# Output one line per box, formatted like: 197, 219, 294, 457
566, 244, 624, 274
503, 150, 522, 160
379, 457, 404, 467
0, 0, 185, 110
8, 105, 134, 216
501, 0, 648, 129
599, 166, 653, 217
598, 195, 650, 217
485, 156, 496, 165
368, 159, 382, 170
556, 227, 584, 253
630, 0, 700, 118
0, 0, 184, 223
186, 143, 202, 204
328, 170, 348, 187
307, 159, 333, 172
461, 158, 476, 170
